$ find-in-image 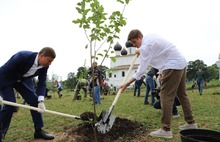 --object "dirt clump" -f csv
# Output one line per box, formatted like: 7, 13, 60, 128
80, 111, 98, 121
